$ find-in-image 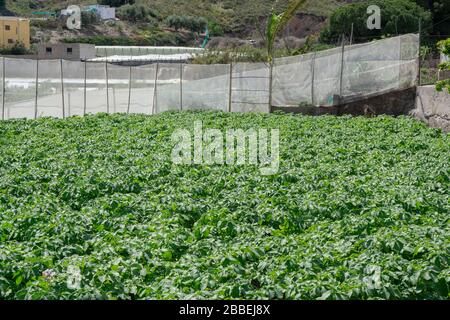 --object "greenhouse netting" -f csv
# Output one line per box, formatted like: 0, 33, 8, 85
0, 34, 419, 120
